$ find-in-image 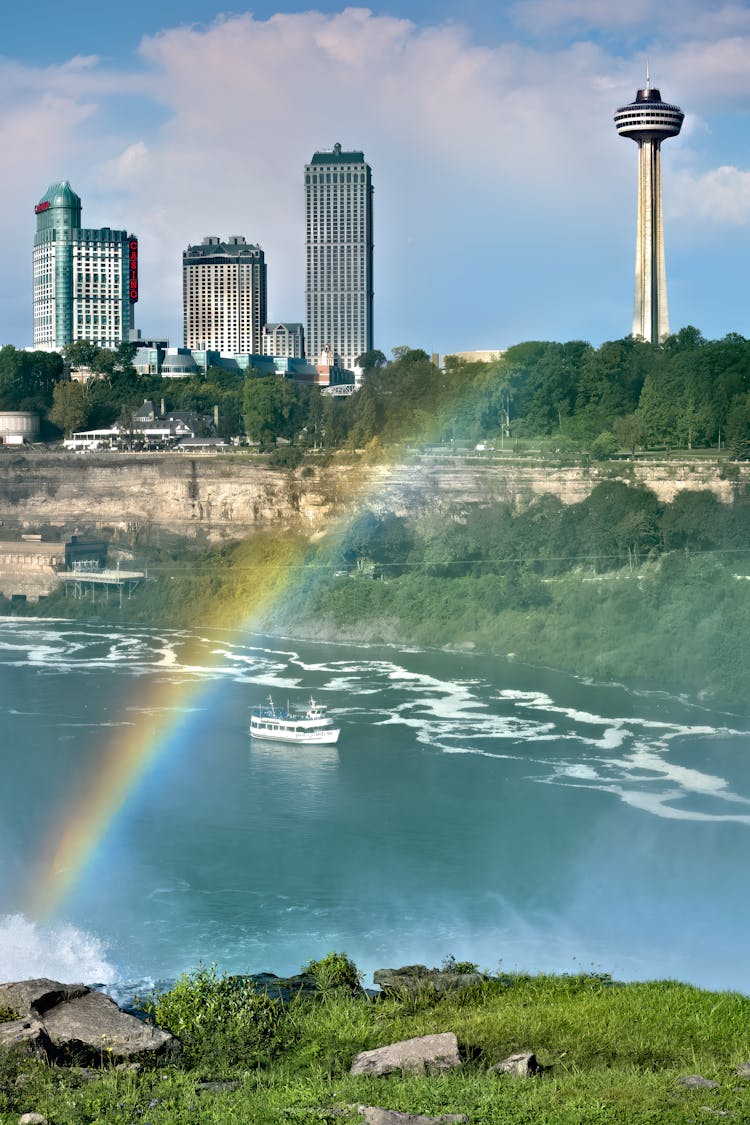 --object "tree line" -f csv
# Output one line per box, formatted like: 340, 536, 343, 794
1, 327, 749, 455
315, 482, 750, 586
